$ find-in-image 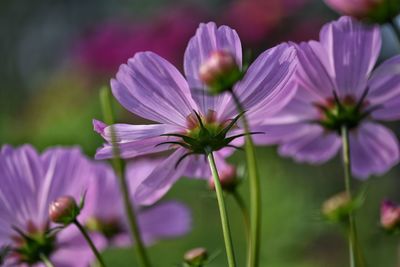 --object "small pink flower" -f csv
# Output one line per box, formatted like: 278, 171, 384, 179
381, 200, 400, 231
324, 0, 381, 19
208, 165, 238, 191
